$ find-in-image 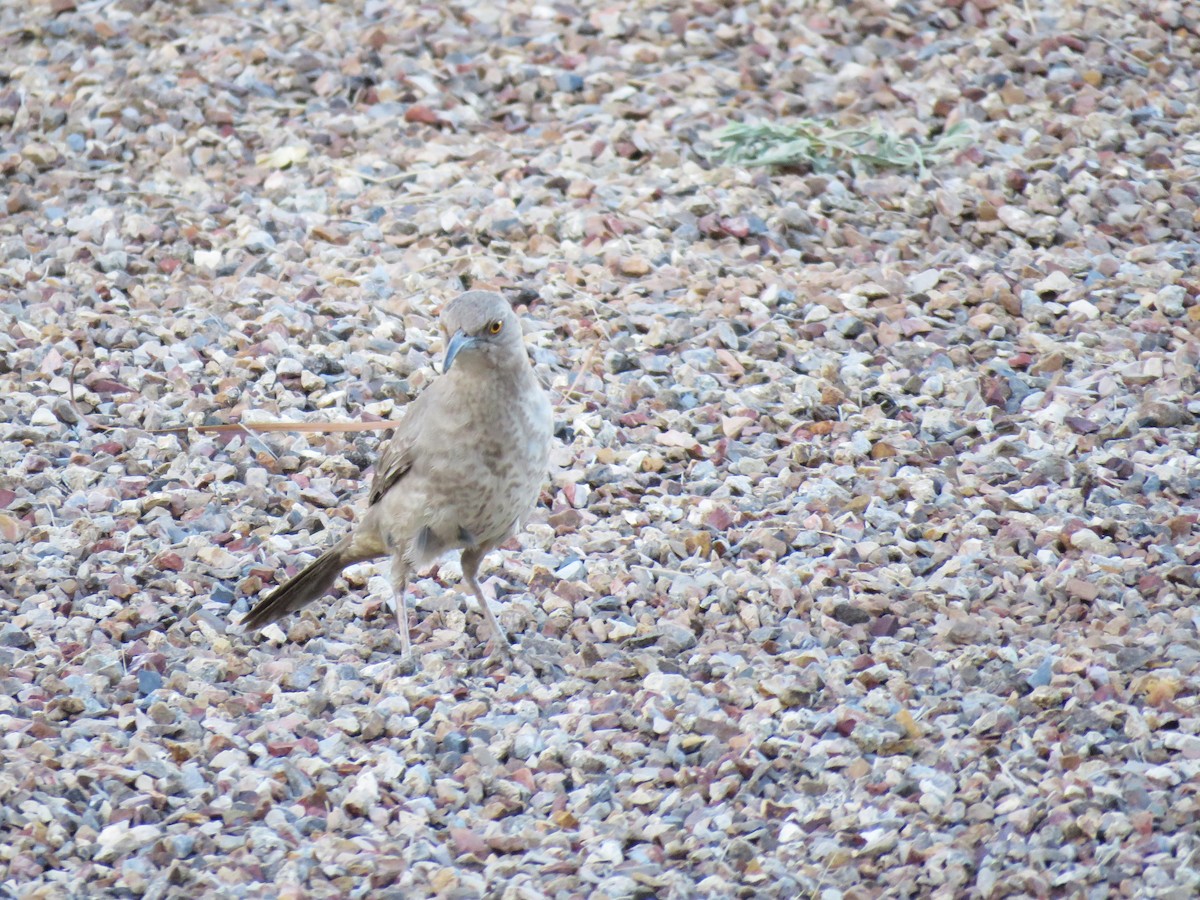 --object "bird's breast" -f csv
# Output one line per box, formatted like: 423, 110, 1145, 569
419, 376, 550, 546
